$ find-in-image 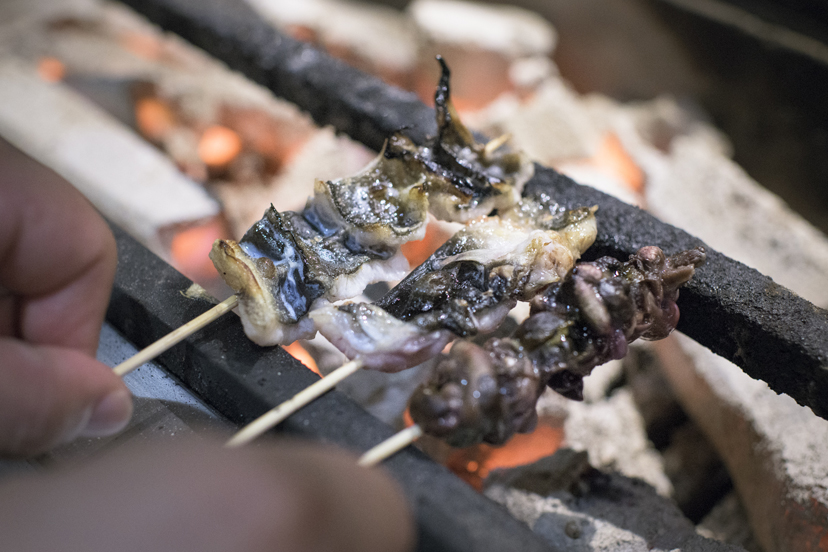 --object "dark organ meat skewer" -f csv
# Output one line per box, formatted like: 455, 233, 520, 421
359, 245, 705, 465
